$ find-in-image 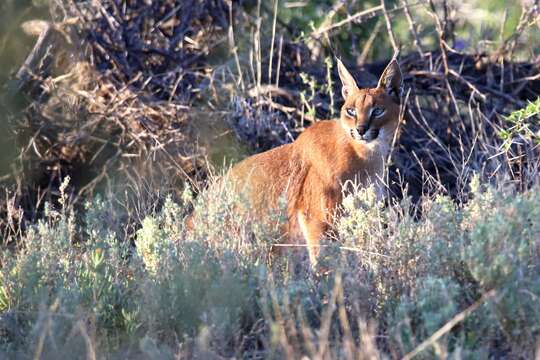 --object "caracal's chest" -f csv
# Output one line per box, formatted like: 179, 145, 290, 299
330, 138, 388, 201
